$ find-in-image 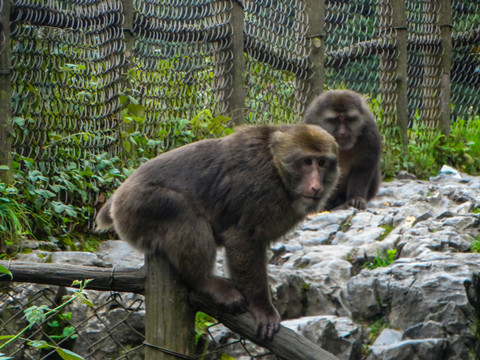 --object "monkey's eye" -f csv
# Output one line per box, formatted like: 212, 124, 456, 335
303, 158, 313, 166
318, 158, 326, 167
